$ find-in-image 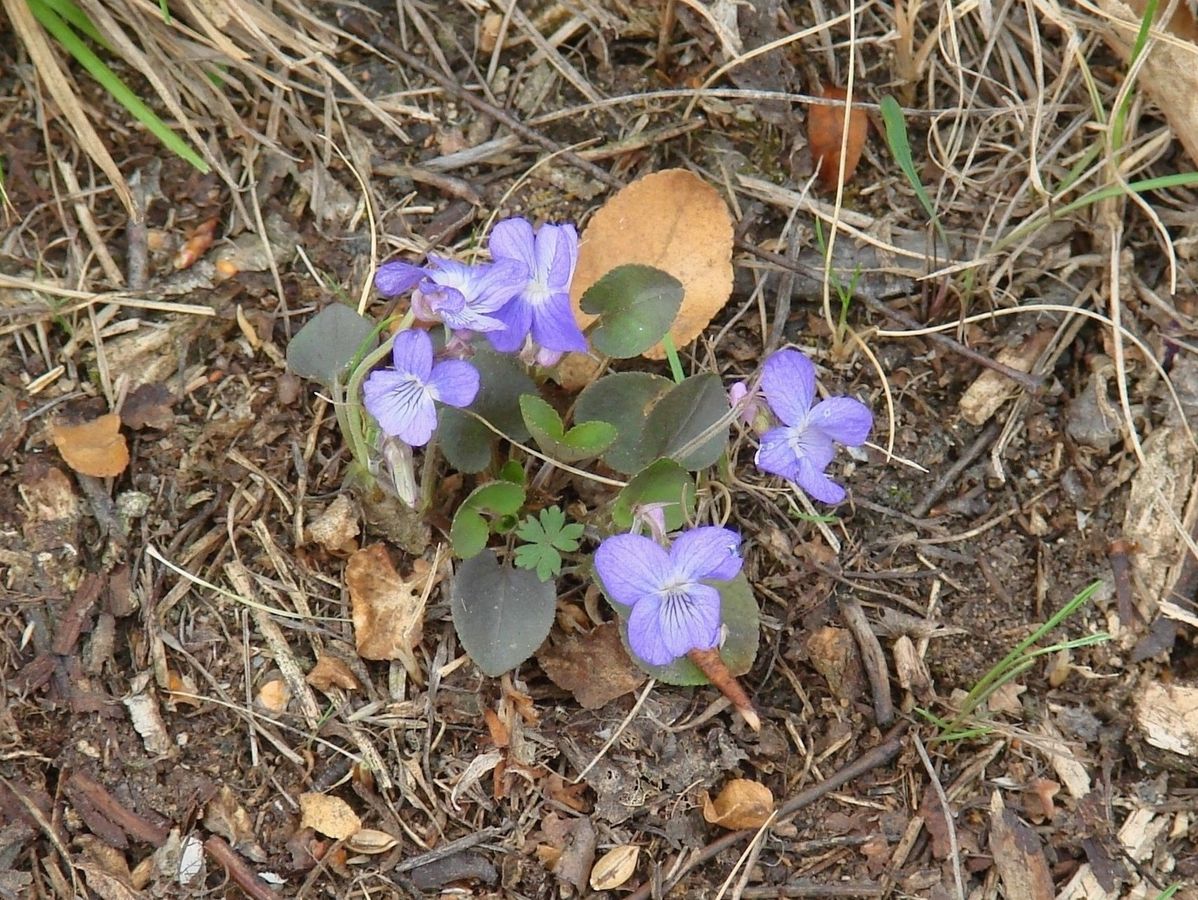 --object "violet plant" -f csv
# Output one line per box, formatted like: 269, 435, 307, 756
286, 213, 873, 697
